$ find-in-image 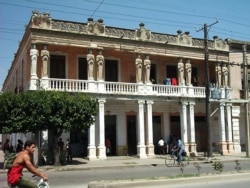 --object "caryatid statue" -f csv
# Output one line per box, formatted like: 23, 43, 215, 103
222, 64, 228, 87
41, 44, 49, 78
215, 64, 222, 87
135, 54, 142, 83
96, 50, 104, 80
178, 58, 184, 85
144, 55, 151, 83
30, 44, 39, 78
87, 49, 95, 80
185, 59, 192, 86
